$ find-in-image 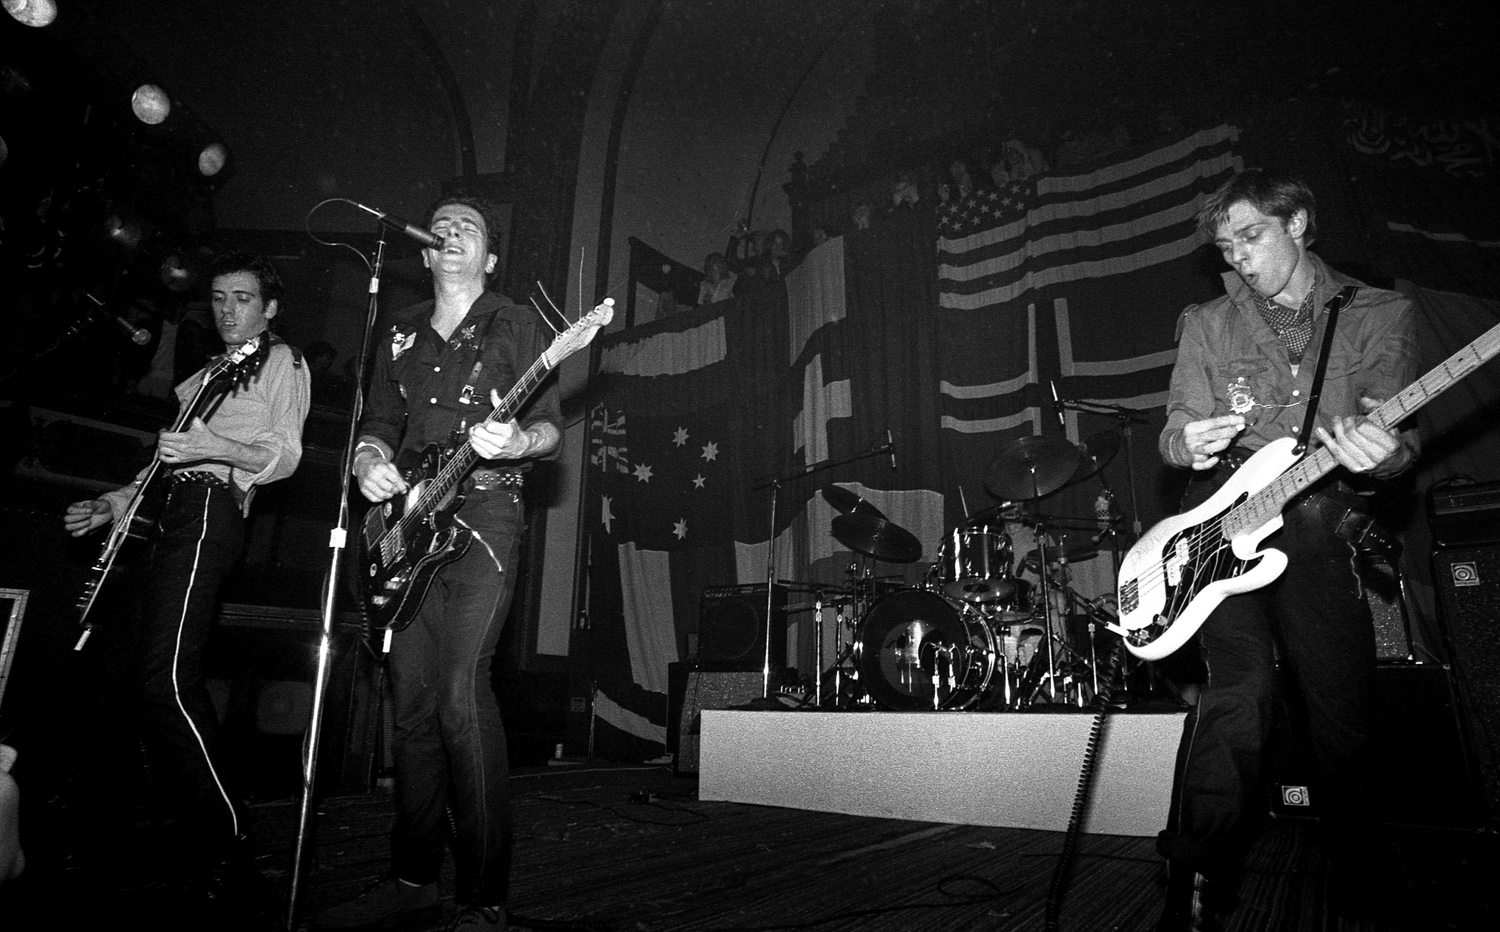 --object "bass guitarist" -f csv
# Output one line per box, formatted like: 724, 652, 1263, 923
315, 195, 560, 932
63, 251, 310, 925
1154, 169, 1417, 931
